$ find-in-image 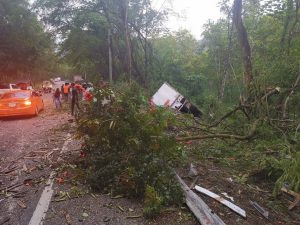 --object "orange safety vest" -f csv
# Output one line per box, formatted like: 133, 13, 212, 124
63, 85, 70, 94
